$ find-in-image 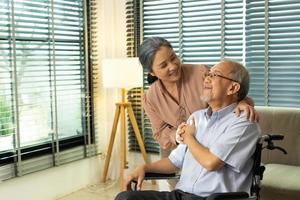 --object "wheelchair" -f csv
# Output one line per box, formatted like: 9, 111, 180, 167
132, 134, 287, 200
